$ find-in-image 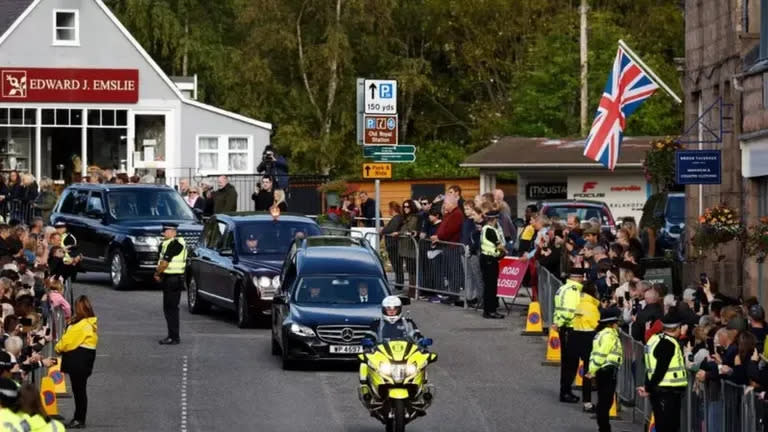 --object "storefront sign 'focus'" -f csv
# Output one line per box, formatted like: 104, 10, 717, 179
0, 68, 139, 103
